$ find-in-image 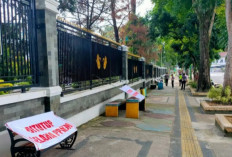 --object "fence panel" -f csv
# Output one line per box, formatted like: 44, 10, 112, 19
128, 59, 142, 81
146, 64, 153, 78
92, 42, 122, 80
57, 27, 91, 85
0, 0, 37, 92
154, 67, 157, 78
57, 20, 122, 92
